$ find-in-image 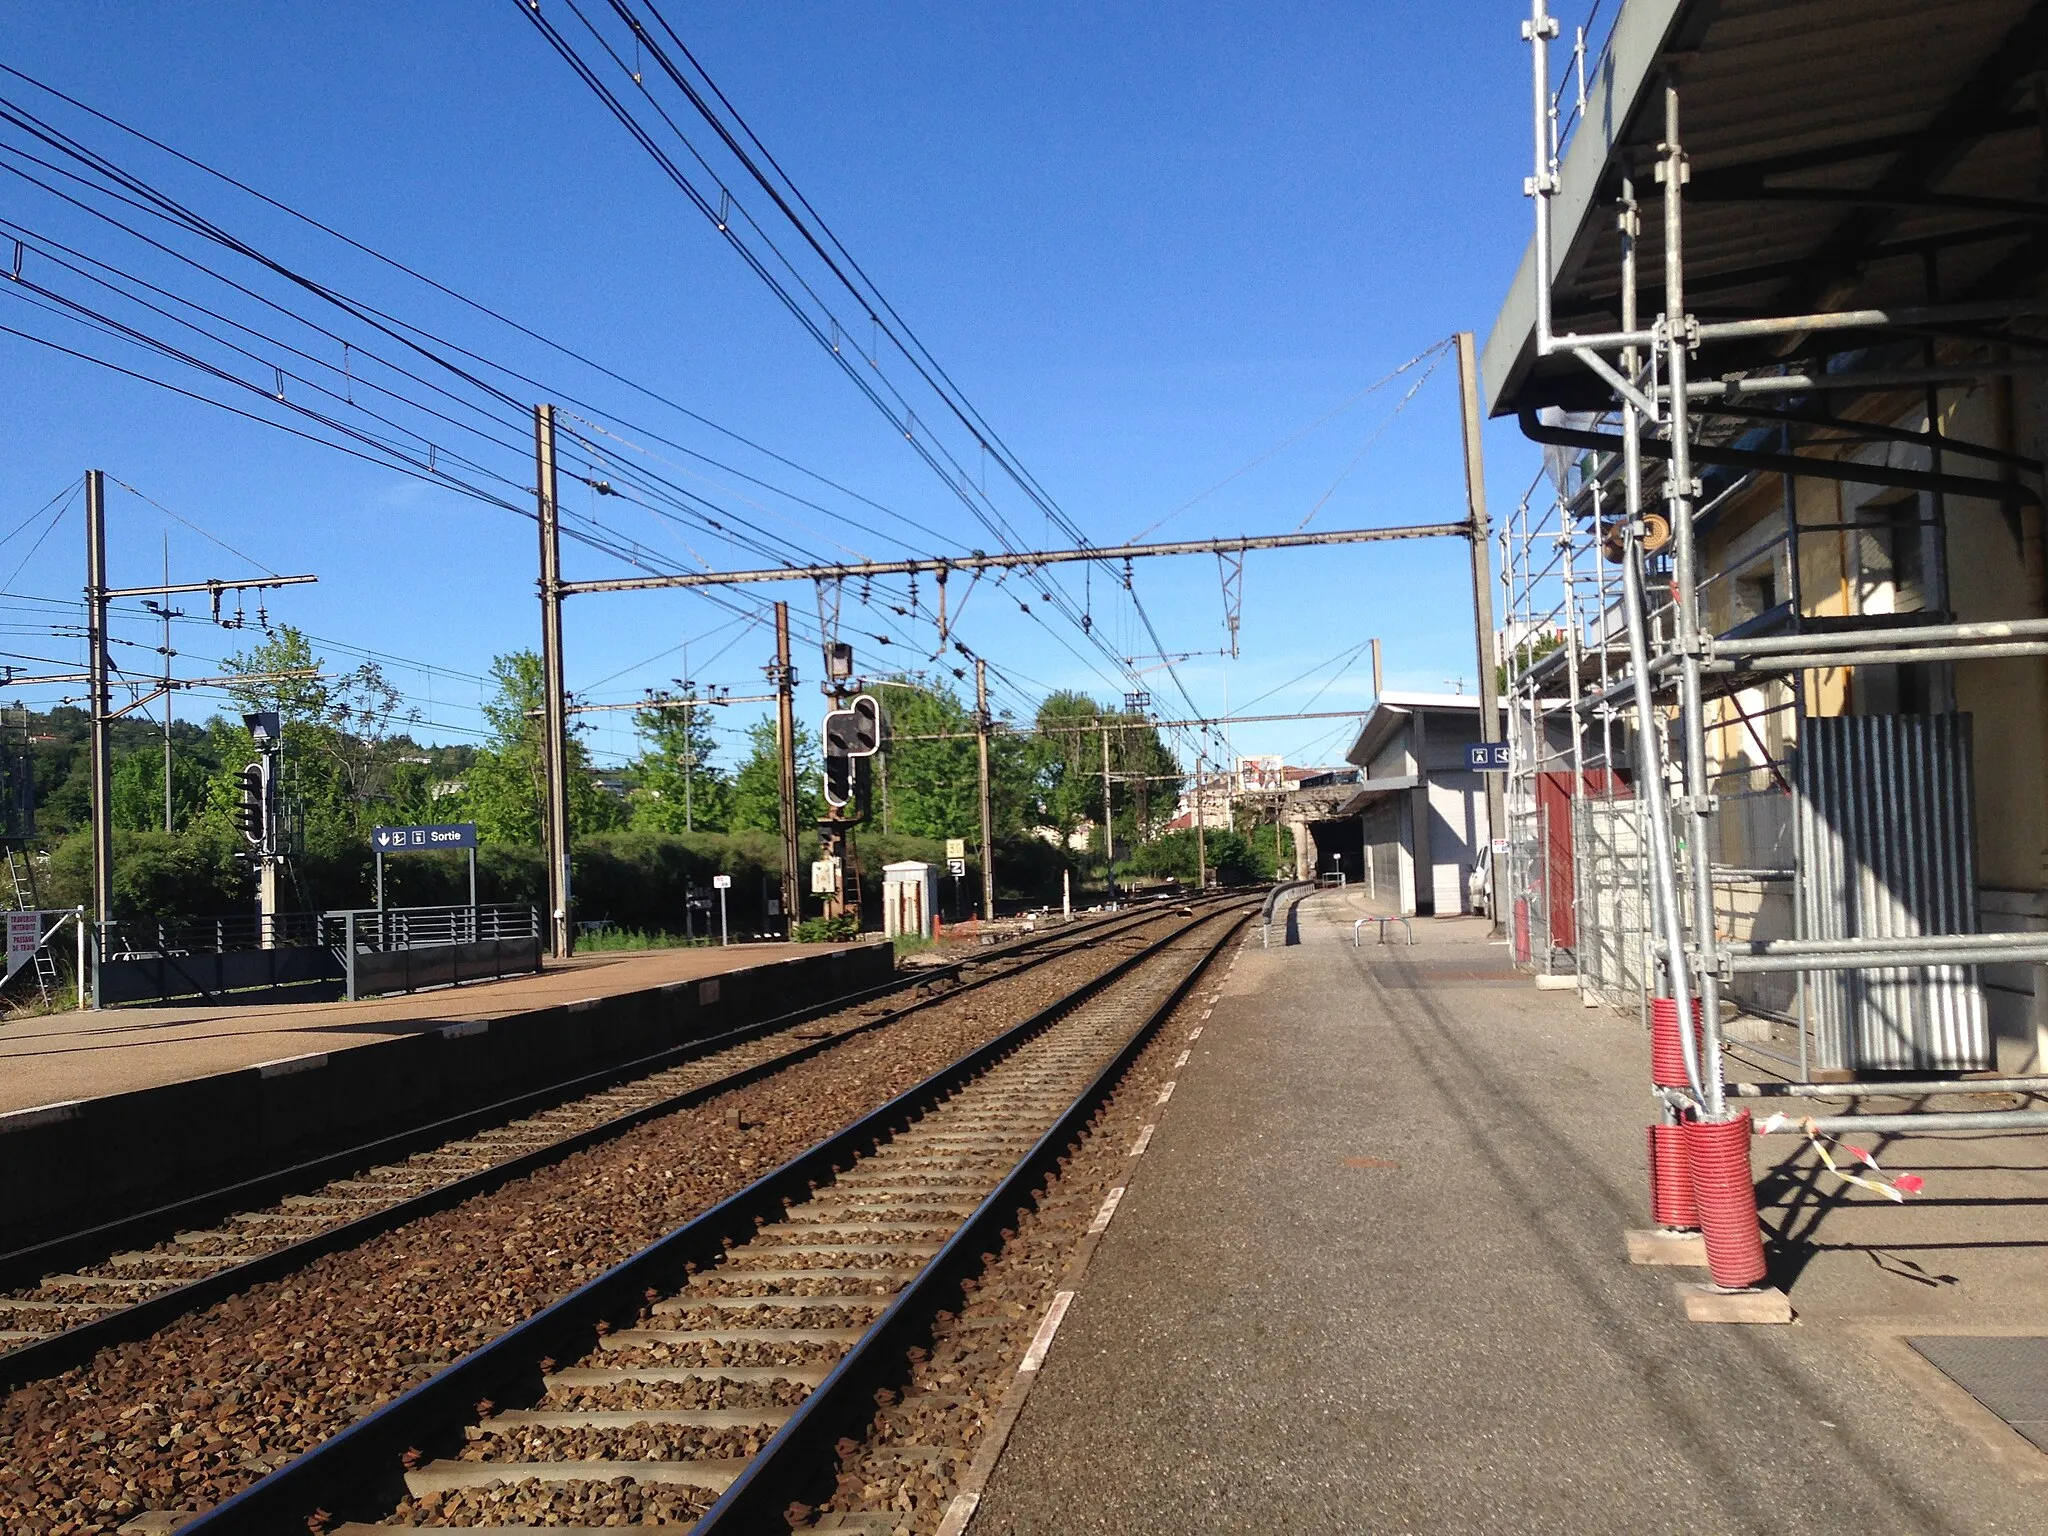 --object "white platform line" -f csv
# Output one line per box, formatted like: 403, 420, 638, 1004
1127, 1124, 1155, 1157
1018, 1290, 1075, 1373
1155, 1081, 1175, 1105
1086, 1185, 1126, 1235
